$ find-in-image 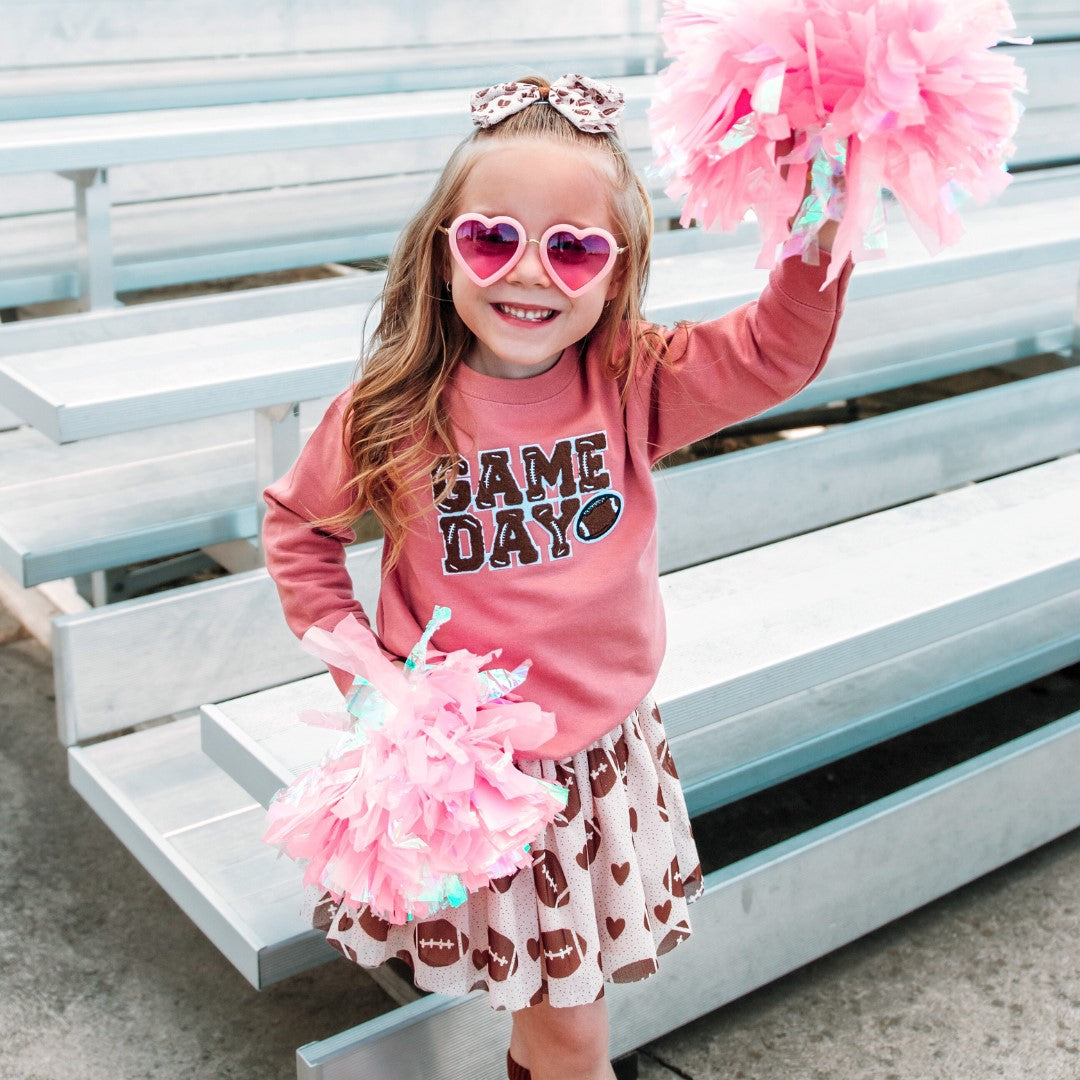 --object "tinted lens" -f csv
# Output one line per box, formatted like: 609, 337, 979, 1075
545, 231, 612, 292
454, 219, 521, 279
